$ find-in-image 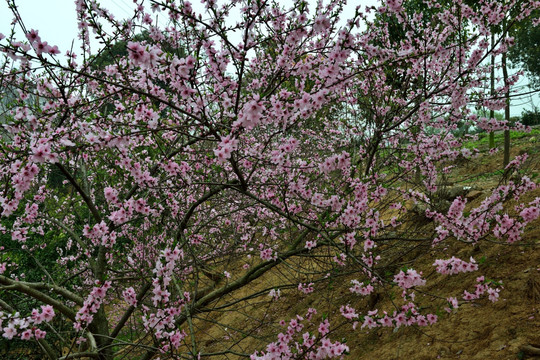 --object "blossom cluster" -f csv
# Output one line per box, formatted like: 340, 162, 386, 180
349, 280, 374, 296
74, 281, 112, 330
127, 41, 163, 69
393, 269, 426, 289
26, 29, 60, 55
433, 257, 478, 275
0, 305, 54, 340
339, 302, 438, 331
251, 309, 349, 360
429, 178, 539, 244
214, 135, 239, 163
